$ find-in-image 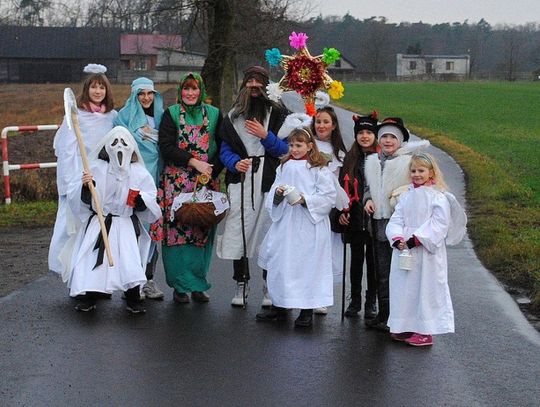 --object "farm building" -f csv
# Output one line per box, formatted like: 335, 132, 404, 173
119, 33, 183, 83
396, 54, 470, 79
0, 26, 121, 83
